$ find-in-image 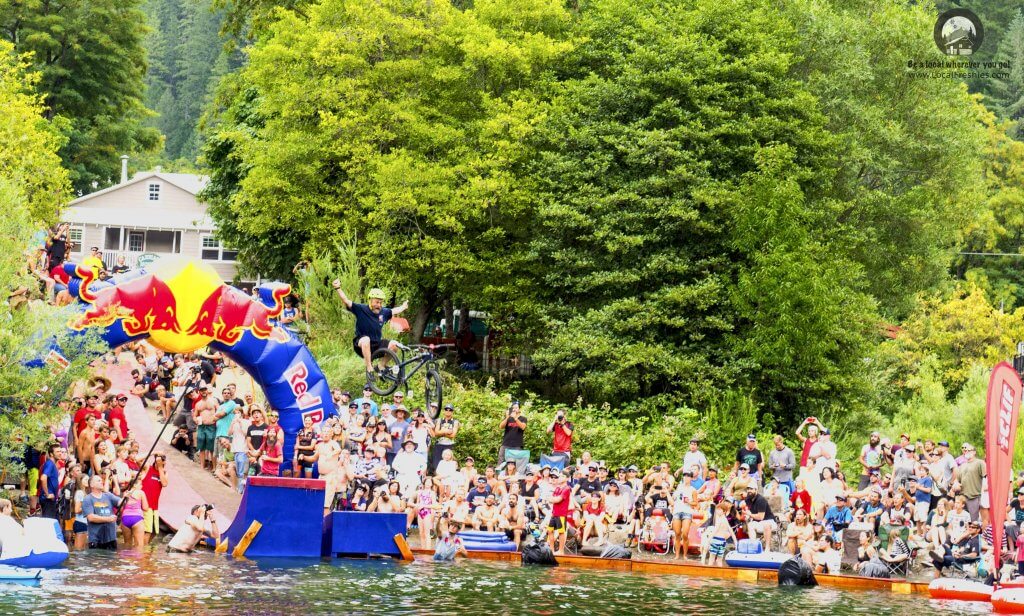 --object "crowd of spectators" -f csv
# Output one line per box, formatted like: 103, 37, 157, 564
4, 226, 1015, 580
